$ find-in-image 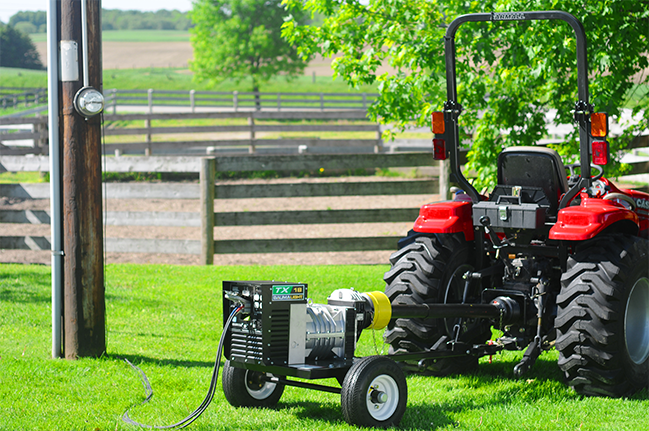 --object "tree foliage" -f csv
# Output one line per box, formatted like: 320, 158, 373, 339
7, 10, 192, 33
189, 0, 310, 92
282, 0, 649, 187
0, 23, 44, 70
102, 9, 192, 31
9, 11, 47, 33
